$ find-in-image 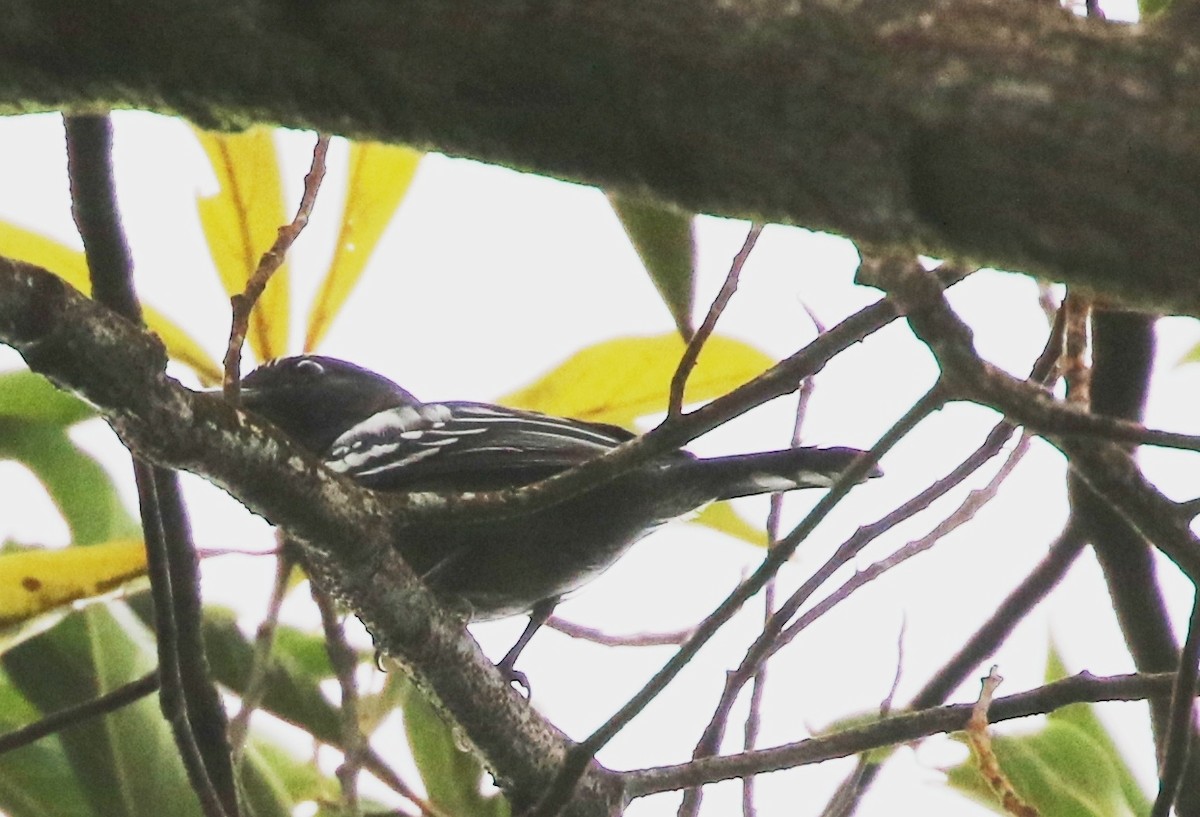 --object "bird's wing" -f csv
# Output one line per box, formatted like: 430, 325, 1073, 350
325, 401, 637, 490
